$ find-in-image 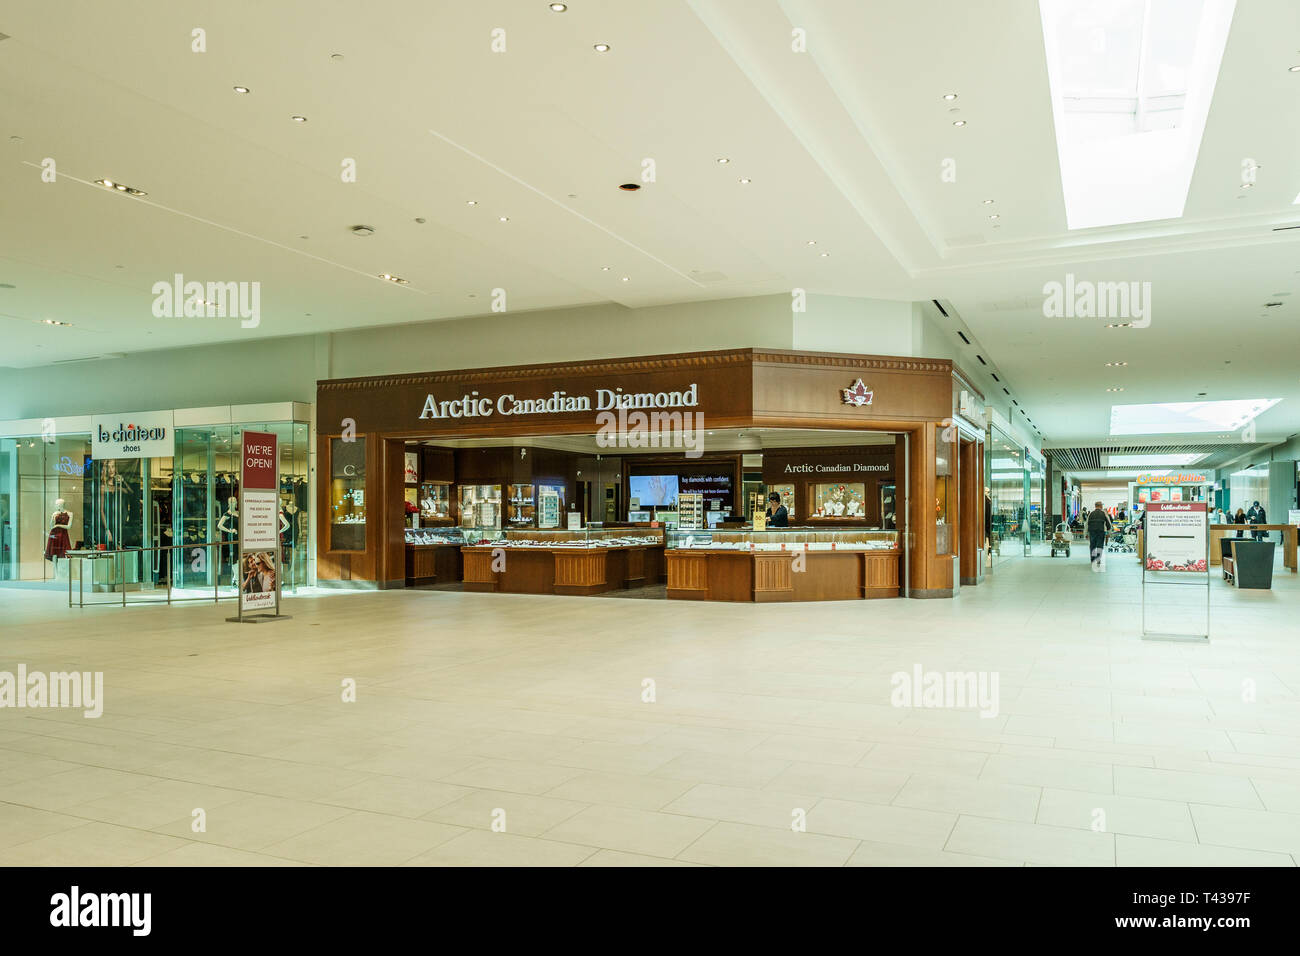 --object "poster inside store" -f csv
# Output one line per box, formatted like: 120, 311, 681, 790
1144, 502, 1207, 573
